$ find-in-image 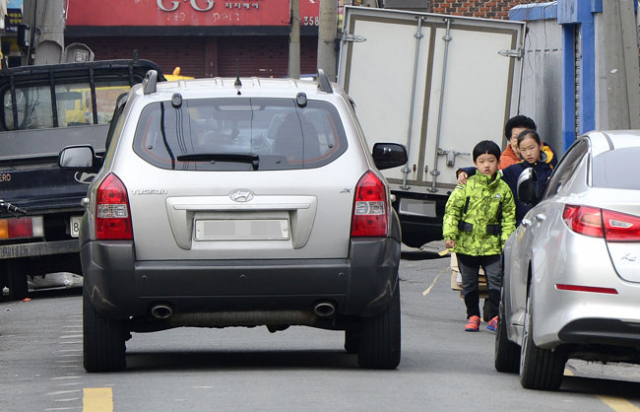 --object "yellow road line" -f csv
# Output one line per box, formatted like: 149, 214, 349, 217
564, 368, 639, 412
599, 396, 640, 412
83, 388, 113, 412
